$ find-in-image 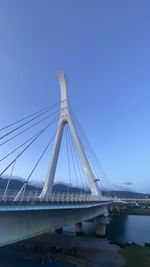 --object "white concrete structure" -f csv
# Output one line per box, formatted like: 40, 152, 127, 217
0, 201, 108, 247
40, 72, 100, 197
0, 73, 117, 248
